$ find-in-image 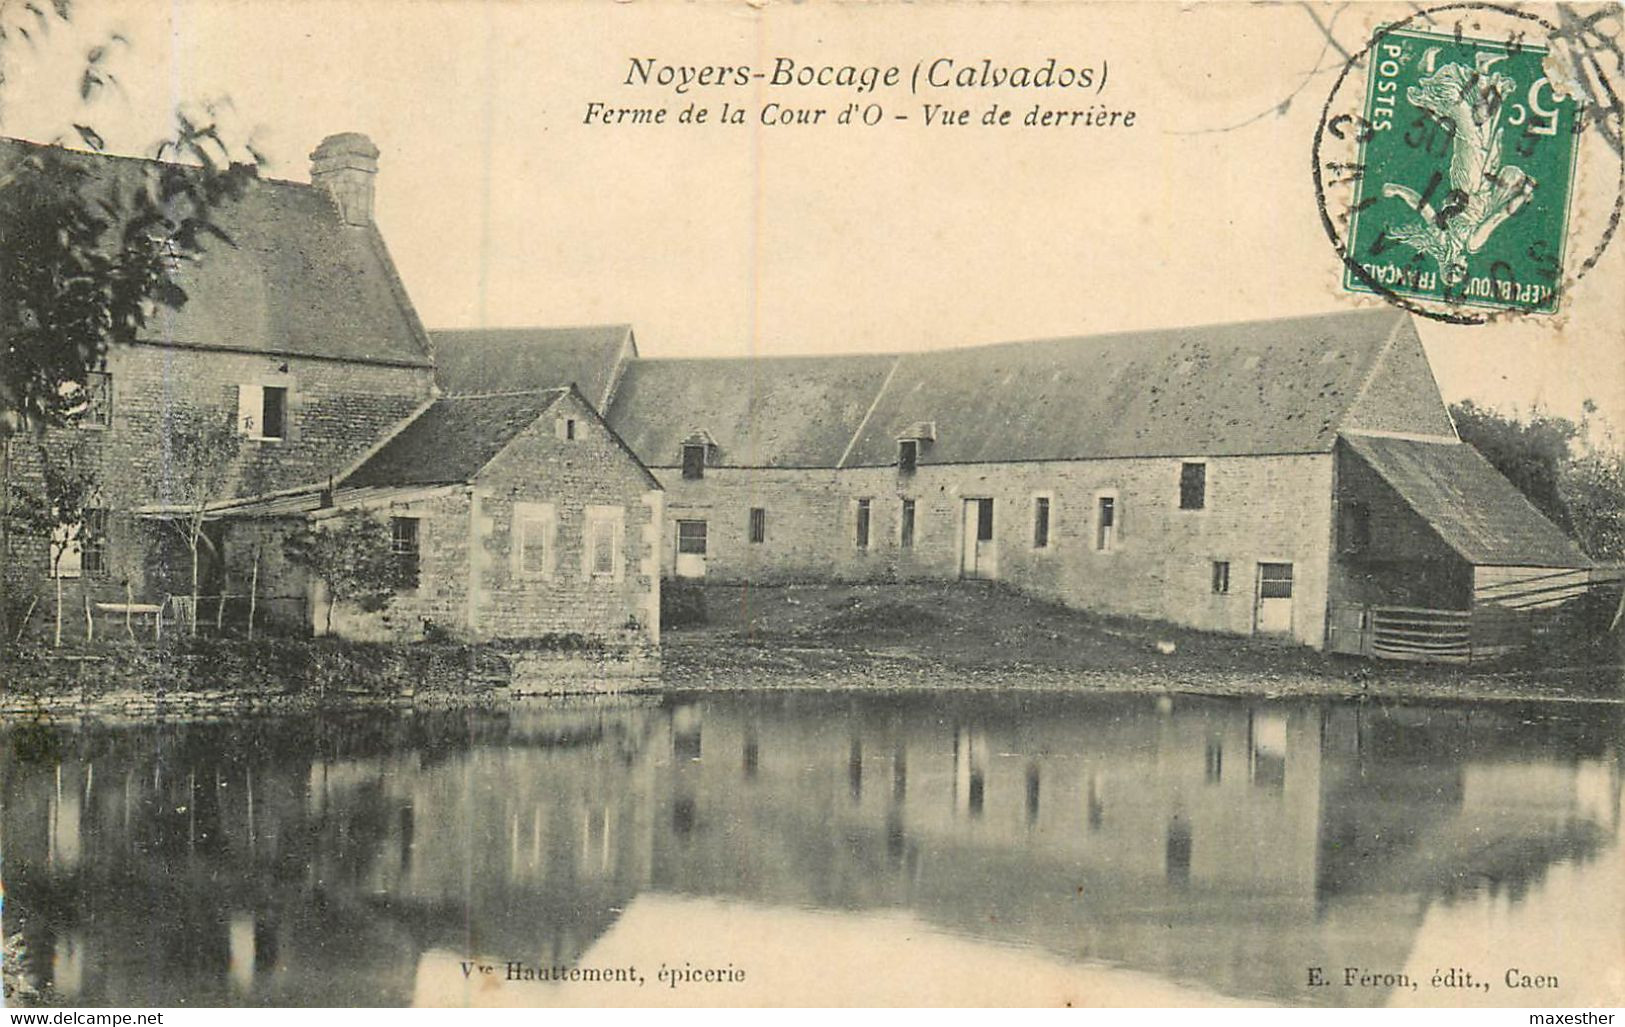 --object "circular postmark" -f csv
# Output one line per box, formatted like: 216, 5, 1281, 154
1313, 2, 1624, 324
